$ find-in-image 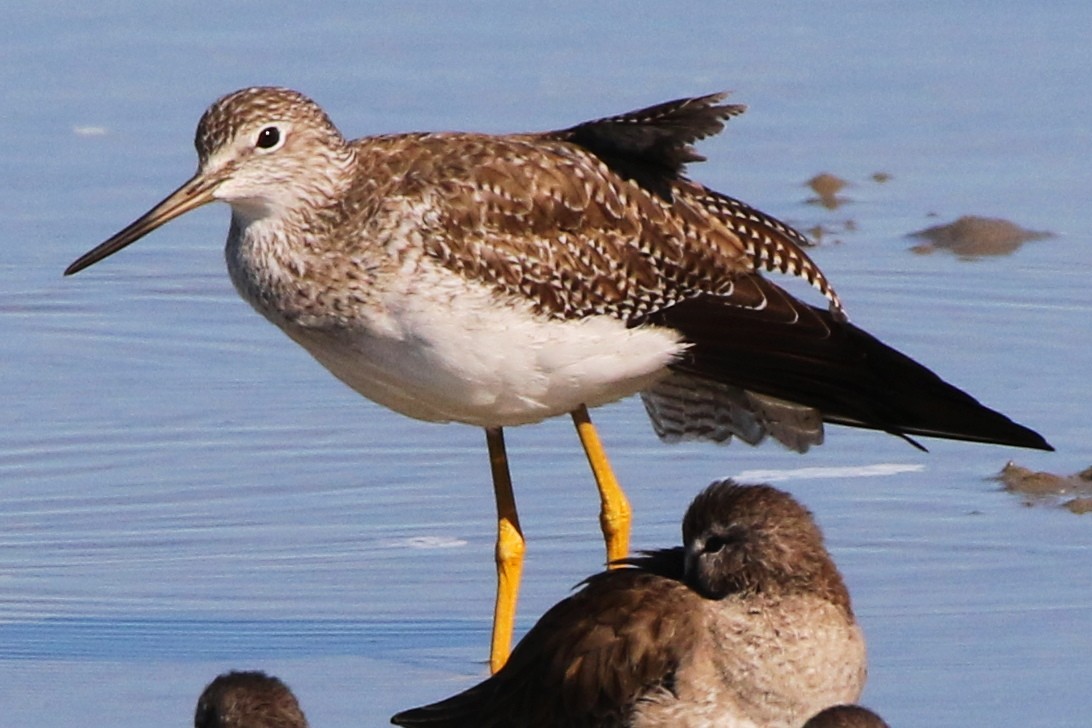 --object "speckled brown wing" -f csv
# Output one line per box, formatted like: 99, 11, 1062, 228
389, 92, 836, 325
346, 94, 828, 334
406, 136, 756, 322
679, 184, 843, 312
383, 94, 839, 336
542, 93, 844, 314
363, 98, 1050, 452
390, 557, 702, 728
